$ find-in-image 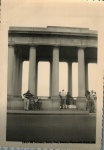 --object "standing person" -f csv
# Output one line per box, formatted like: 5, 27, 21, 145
85, 90, 90, 111
24, 97, 30, 110
23, 90, 33, 110
61, 89, 67, 109
59, 92, 63, 109
23, 90, 33, 99
85, 90, 90, 100
66, 92, 71, 109
89, 90, 95, 113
